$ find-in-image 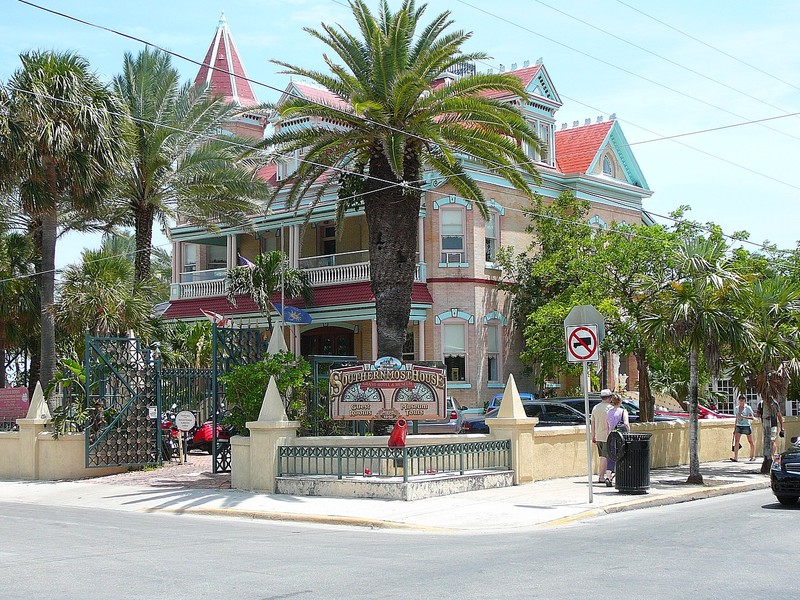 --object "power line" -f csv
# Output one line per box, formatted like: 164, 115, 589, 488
454, 0, 800, 145
9, 0, 798, 258
613, 0, 800, 94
